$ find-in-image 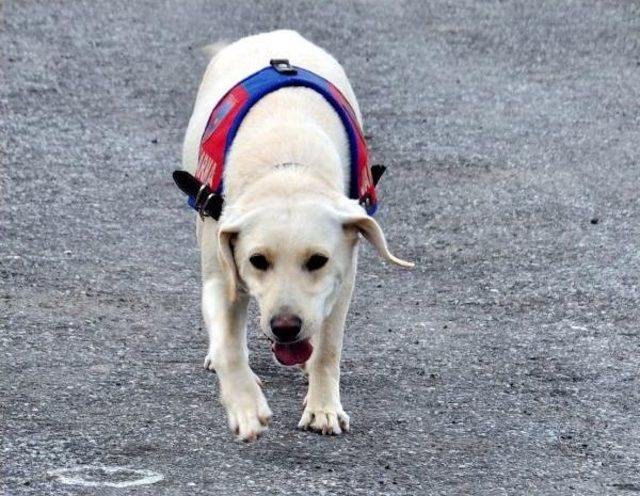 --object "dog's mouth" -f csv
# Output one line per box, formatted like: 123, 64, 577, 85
271, 339, 313, 366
